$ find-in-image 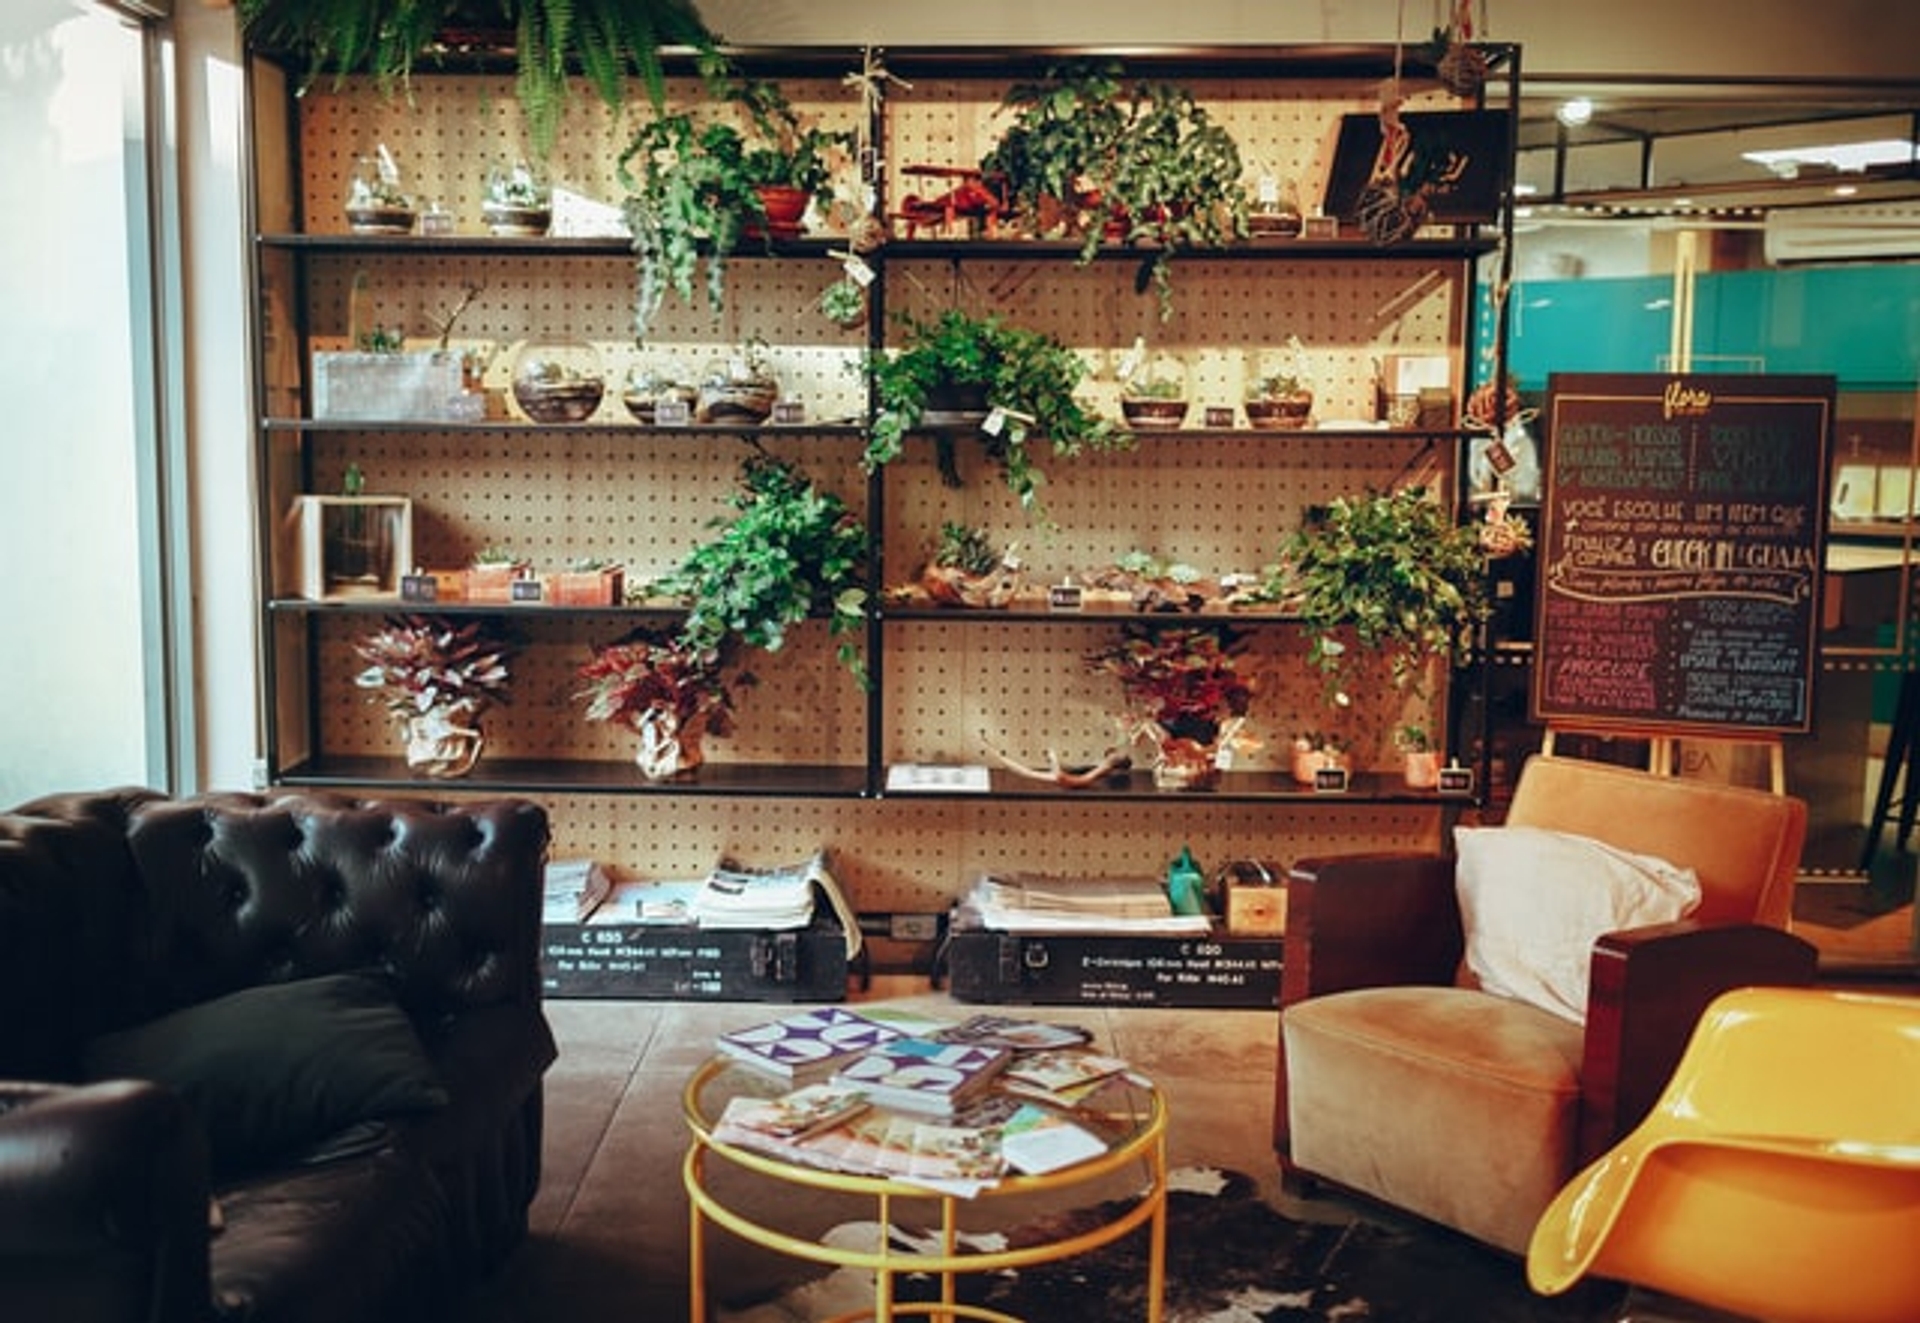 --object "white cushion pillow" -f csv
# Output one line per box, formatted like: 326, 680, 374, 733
1454, 825, 1702, 1024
